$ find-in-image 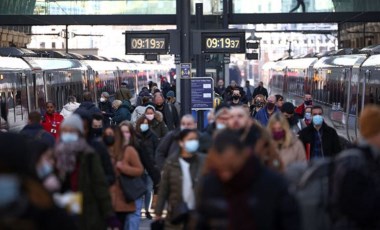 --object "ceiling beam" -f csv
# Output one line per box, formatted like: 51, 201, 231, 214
0, 12, 380, 26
